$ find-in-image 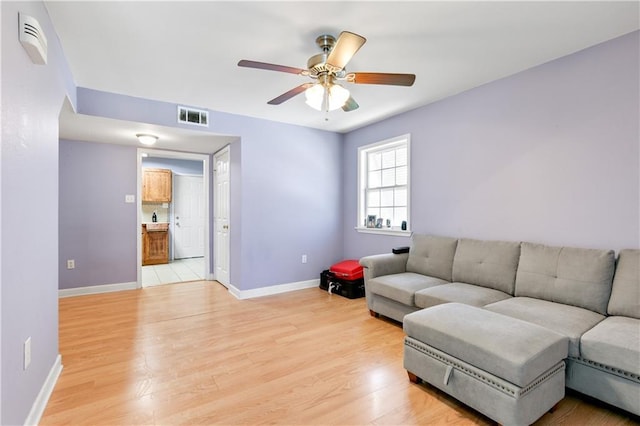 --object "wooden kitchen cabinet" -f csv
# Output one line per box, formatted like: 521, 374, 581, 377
142, 168, 172, 202
142, 223, 169, 265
